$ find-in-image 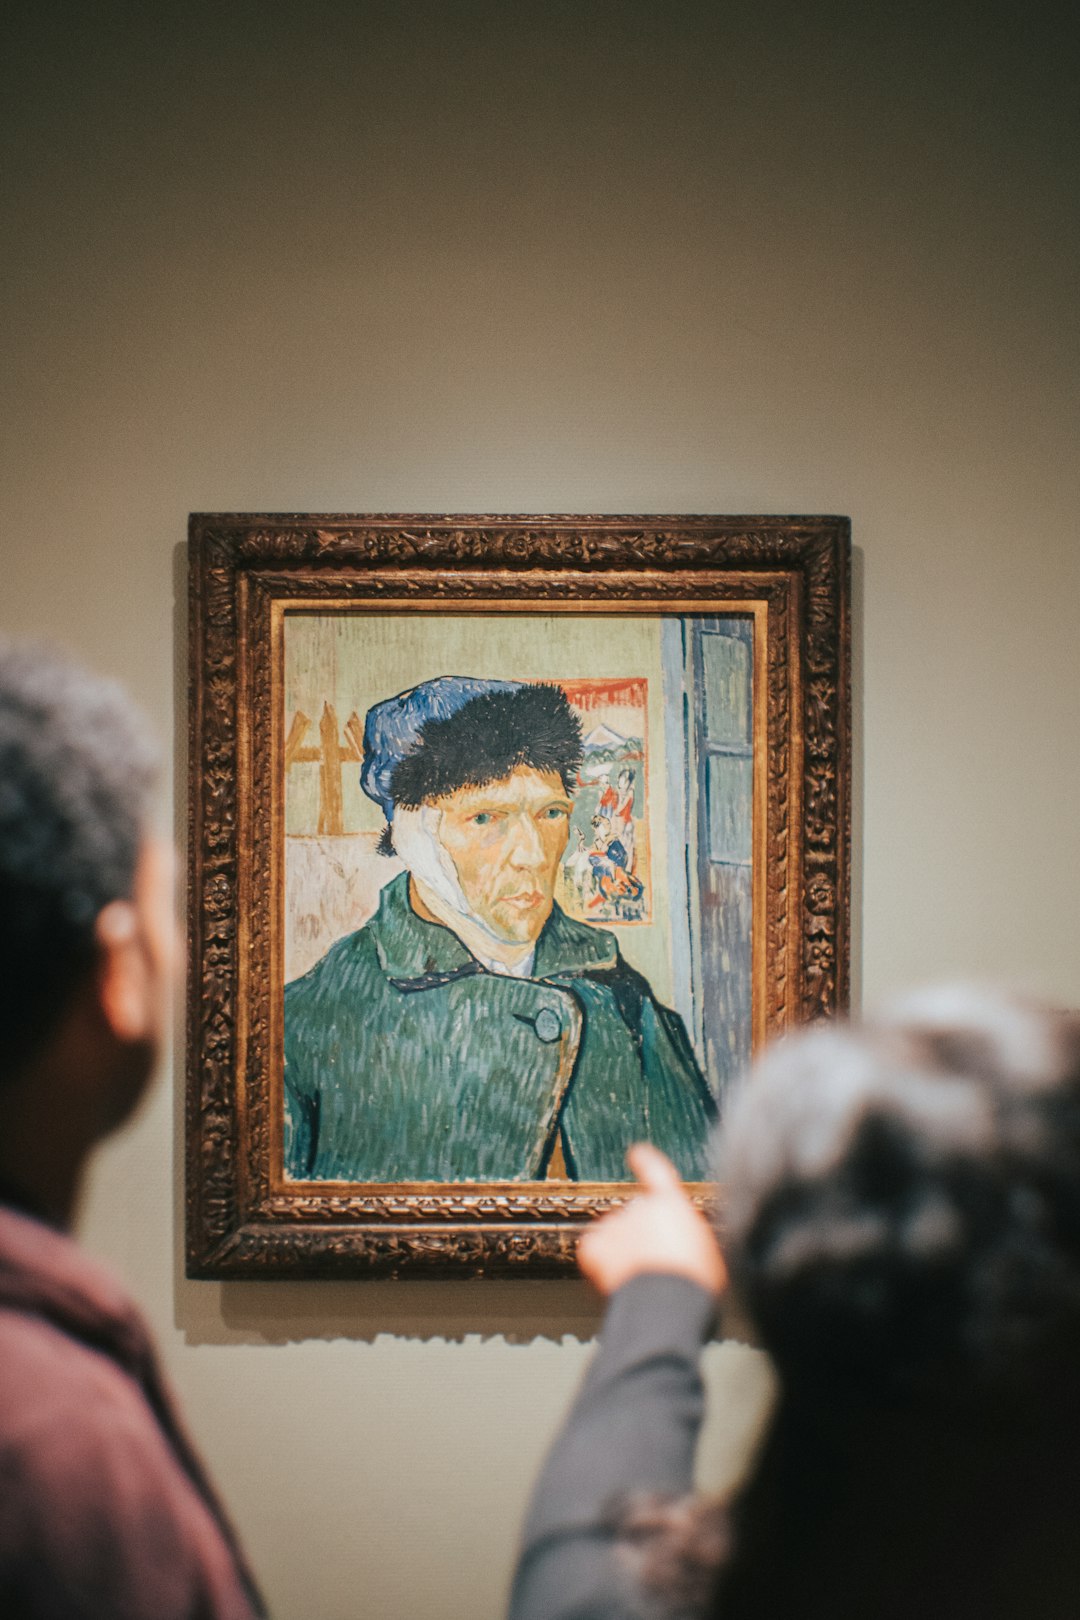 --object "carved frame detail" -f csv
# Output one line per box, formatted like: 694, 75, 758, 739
186, 515, 851, 1278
